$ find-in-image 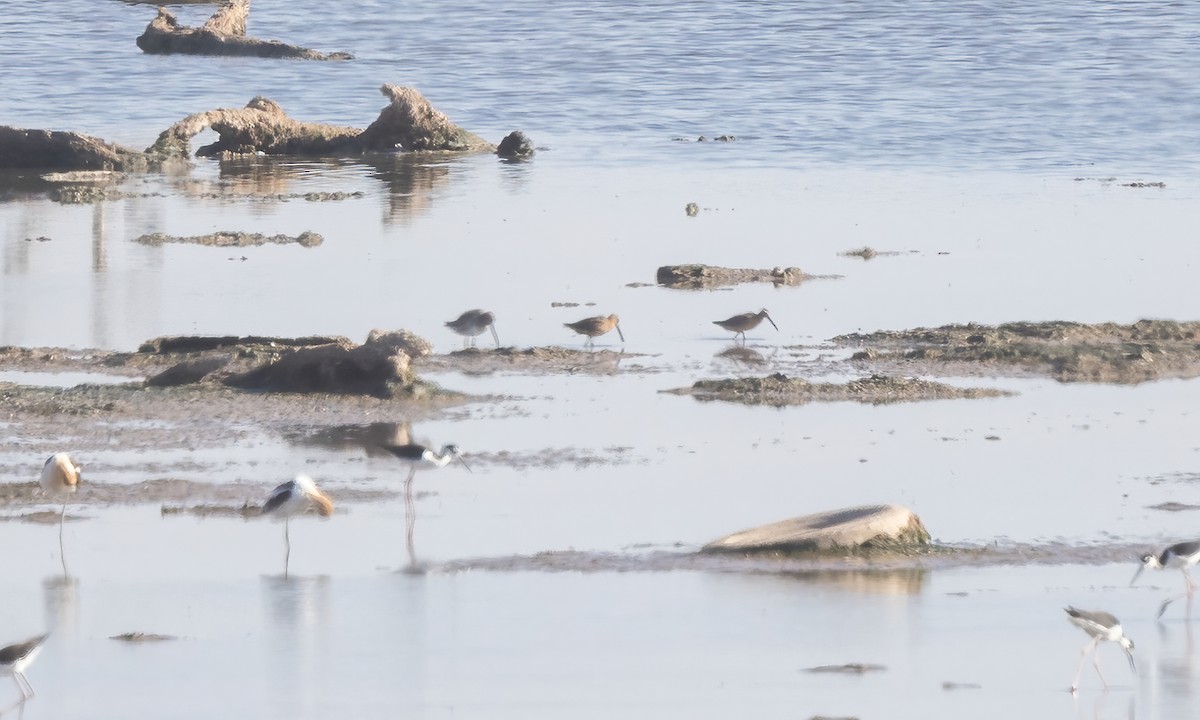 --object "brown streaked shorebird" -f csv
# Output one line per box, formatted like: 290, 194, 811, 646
0, 633, 49, 704
262, 475, 334, 578
40, 452, 82, 576
713, 309, 778, 342
445, 309, 500, 348
564, 314, 624, 347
